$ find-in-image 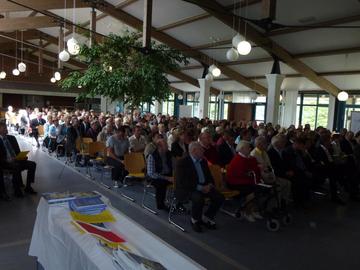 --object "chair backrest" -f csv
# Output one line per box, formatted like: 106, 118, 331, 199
37, 125, 45, 136
209, 164, 225, 191
75, 137, 93, 153
88, 141, 107, 157
124, 152, 146, 174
